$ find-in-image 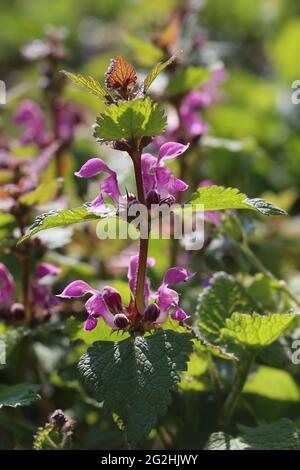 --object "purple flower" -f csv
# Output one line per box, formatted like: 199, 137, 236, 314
179, 92, 209, 140
0, 262, 60, 321
0, 263, 15, 308
58, 257, 192, 331
155, 266, 192, 325
53, 100, 82, 142
75, 141, 189, 213
31, 263, 61, 318
58, 280, 119, 331
14, 100, 49, 147
142, 142, 189, 199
